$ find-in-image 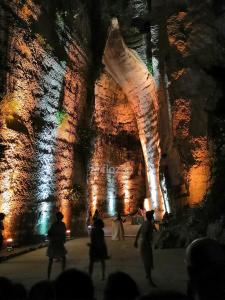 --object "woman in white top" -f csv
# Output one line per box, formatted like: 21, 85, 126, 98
112, 212, 125, 240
